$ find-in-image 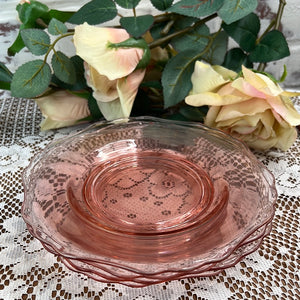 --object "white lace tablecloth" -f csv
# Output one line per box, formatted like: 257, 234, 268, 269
1, 20, 300, 300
